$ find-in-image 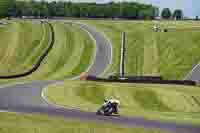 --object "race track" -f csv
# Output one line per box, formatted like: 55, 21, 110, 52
185, 63, 200, 81
0, 21, 199, 133
1, 80, 200, 133
78, 23, 112, 76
